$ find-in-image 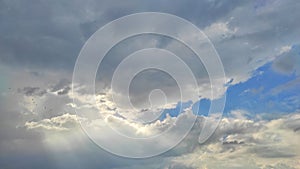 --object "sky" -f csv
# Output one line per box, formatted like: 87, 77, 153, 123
0, 0, 300, 168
